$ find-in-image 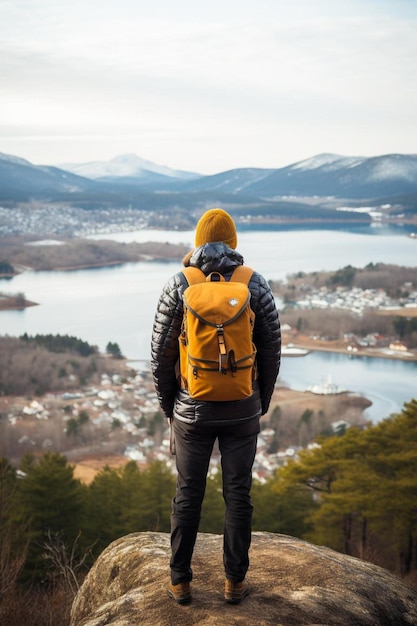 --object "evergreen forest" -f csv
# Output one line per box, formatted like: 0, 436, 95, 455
1, 398, 416, 625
